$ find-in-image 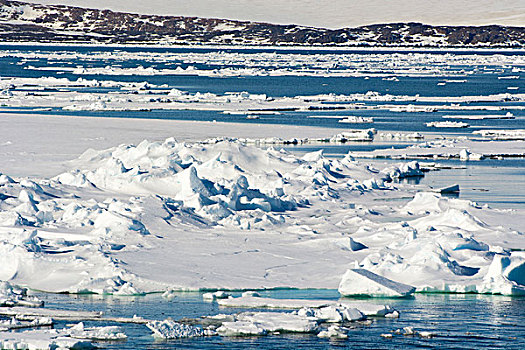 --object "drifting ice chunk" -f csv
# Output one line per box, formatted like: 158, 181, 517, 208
0, 317, 52, 330
438, 184, 460, 194
65, 322, 127, 341
202, 291, 231, 301
317, 325, 348, 339
0, 307, 102, 320
0, 282, 43, 307
338, 269, 415, 297
216, 296, 397, 317
217, 321, 267, 336
146, 319, 208, 339
217, 296, 333, 309
216, 311, 318, 336
237, 312, 318, 333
